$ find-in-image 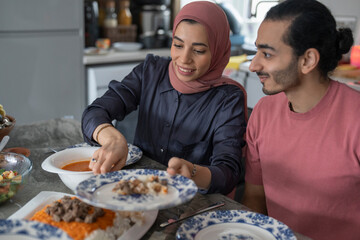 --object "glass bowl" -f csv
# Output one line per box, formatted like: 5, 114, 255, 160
0, 152, 32, 203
